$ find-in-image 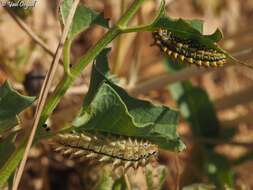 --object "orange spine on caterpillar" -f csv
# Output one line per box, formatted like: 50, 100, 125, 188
53, 132, 158, 170
152, 29, 227, 67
